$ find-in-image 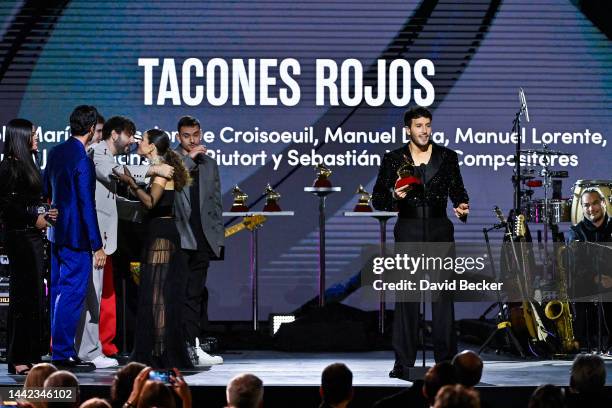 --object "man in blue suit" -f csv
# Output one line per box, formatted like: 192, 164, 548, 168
44, 105, 107, 372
